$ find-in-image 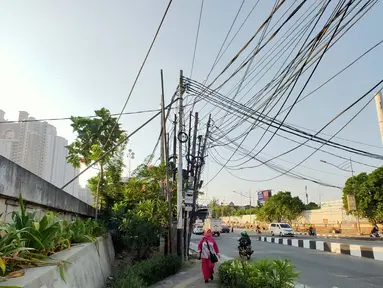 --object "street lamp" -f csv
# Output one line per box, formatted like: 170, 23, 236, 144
127, 149, 135, 177
320, 158, 361, 234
